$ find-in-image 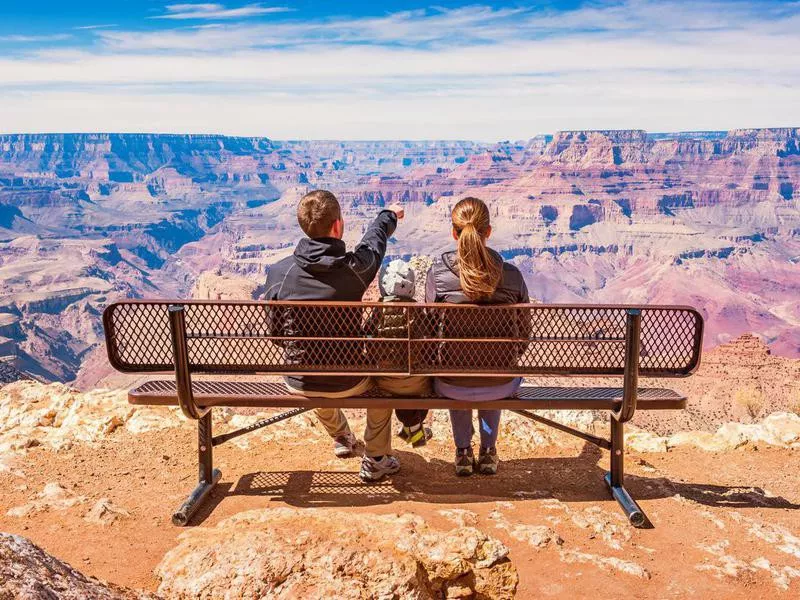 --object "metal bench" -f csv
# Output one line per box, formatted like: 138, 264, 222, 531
103, 300, 703, 527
